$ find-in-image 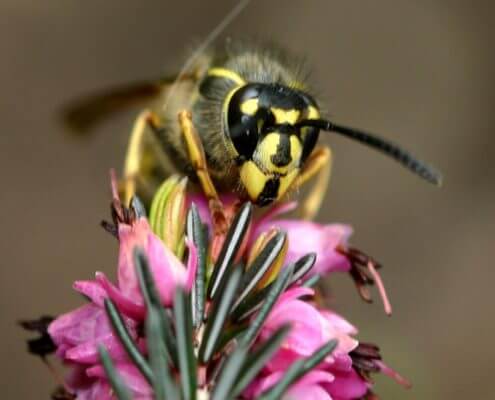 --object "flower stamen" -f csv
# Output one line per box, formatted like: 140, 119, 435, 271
337, 246, 392, 315
351, 342, 411, 389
